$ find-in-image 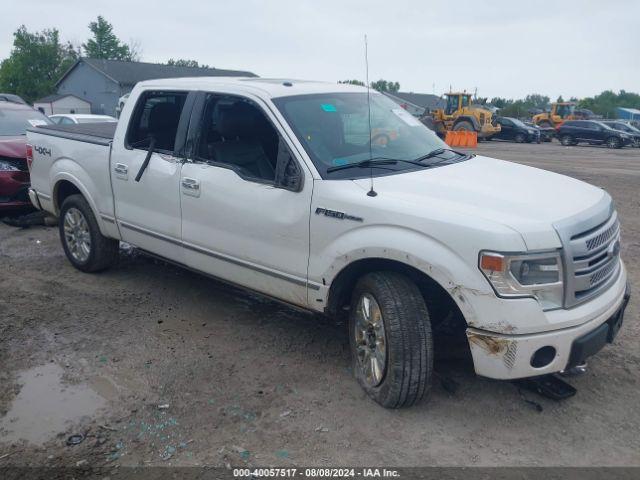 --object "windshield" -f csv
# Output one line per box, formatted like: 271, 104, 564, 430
509, 118, 529, 128
273, 92, 448, 179
556, 104, 575, 118
0, 107, 52, 136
